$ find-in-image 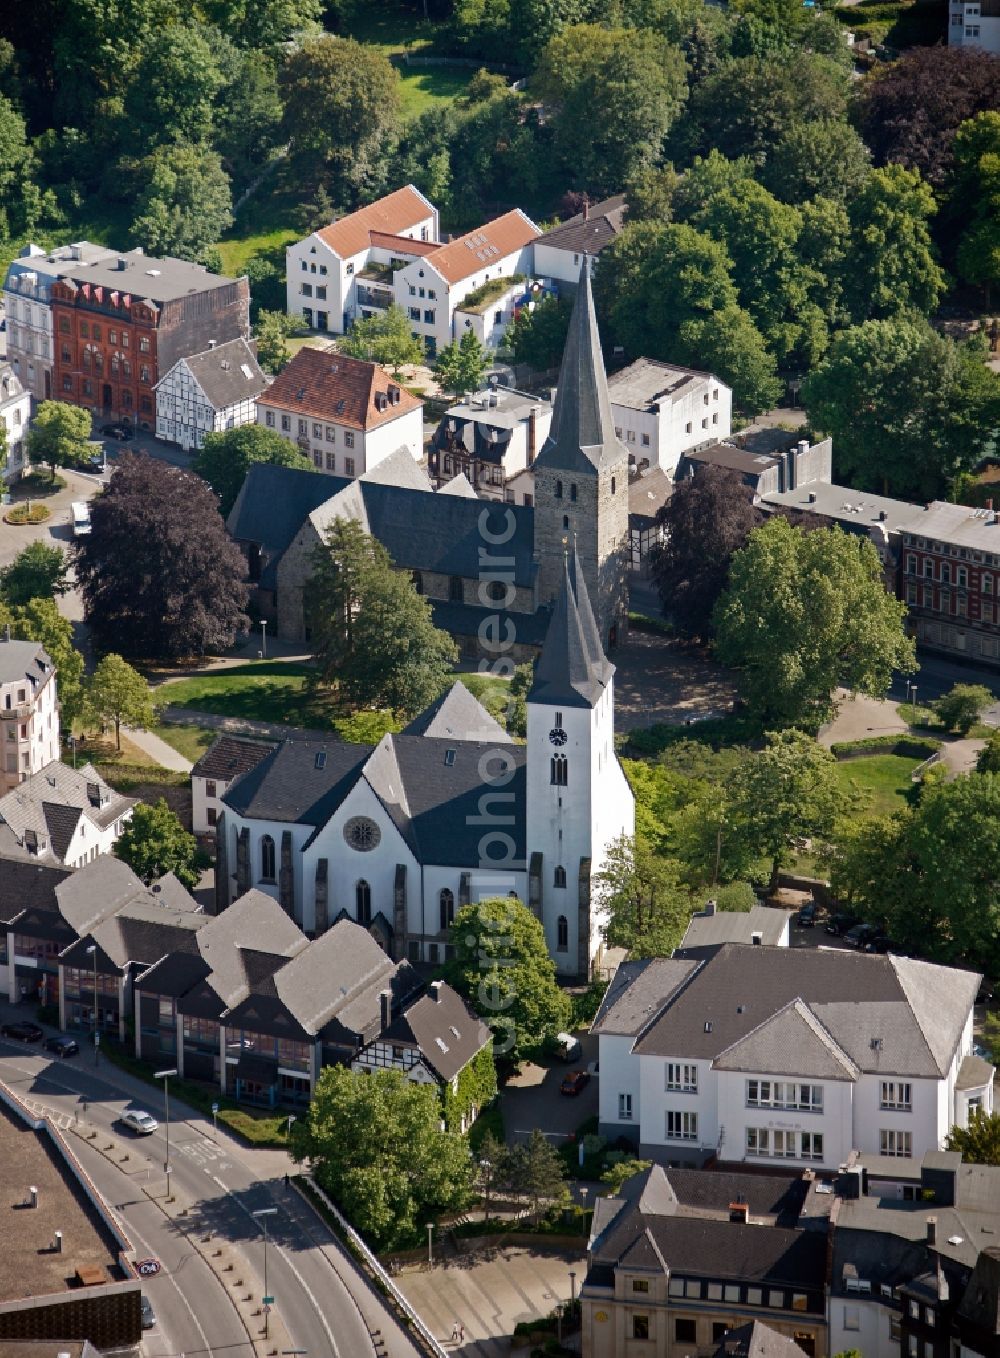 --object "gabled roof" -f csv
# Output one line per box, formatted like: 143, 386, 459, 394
315, 185, 436, 259
403, 680, 506, 742
274, 918, 397, 1036
260, 348, 422, 430
0, 859, 72, 926
532, 257, 625, 476
0, 636, 53, 686
191, 735, 277, 783
528, 551, 612, 709
437, 472, 478, 498
421, 209, 539, 286
539, 196, 626, 256
713, 998, 860, 1081
227, 462, 342, 589
0, 760, 135, 865
716, 1320, 812, 1358
223, 739, 373, 823
676, 904, 789, 955
386, 982, 491, 1081
54, 856, 150, 935
169, 338, 267, 410
592, 958, 697, 1037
